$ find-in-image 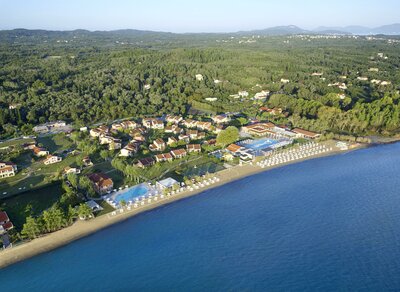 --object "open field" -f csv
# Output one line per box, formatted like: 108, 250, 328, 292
0, 153, 84, 197
37, 134, 74, 153
0, 137, 35, 149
